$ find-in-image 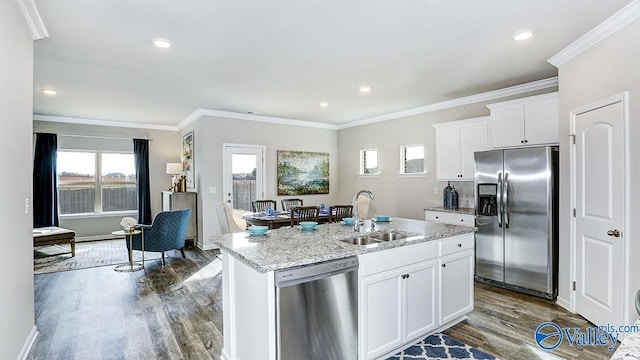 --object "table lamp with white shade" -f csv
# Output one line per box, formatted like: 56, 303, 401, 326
166, 162, 182, 191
